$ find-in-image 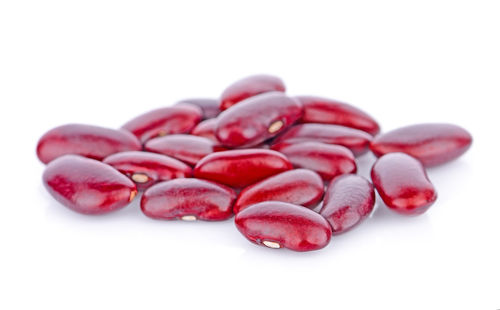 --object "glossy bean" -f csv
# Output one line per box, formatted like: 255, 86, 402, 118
370, 123, 473, 167
320, 174, 375, 234
194, 149, 293, 188
220, 74, 286, 111
297, 96, 380, 135
272, 123, 373, 156
371, 152, 437, 215
216, 92, 303, 148
190, 118, 218, 142
144, 134, 225, 166
43, 155, 137, 214
233, 169, 324, 214
271, 141, 356, 181
141, 178, 237, 221
103, 151, 192, 190
176, 98, 220, 119
234, 201, 332, 251
36, 124, 142, 164
121, 104, 202, 143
